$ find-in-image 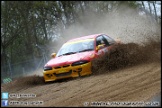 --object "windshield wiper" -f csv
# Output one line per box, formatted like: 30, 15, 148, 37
60, 52, 77, 56
79, 49, 94, 53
